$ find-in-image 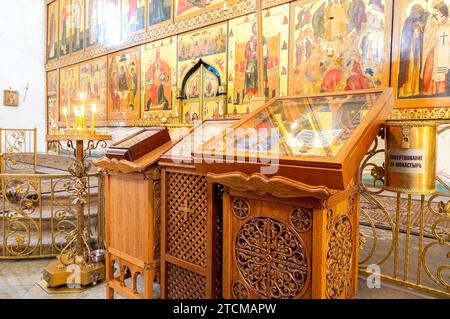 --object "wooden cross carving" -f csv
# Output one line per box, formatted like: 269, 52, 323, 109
179, 200, 194, 219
